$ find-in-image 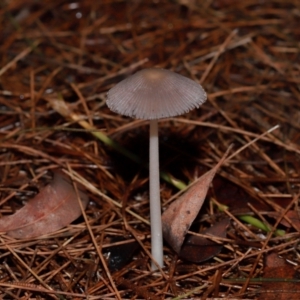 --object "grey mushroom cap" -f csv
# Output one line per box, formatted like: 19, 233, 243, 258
106, 68, 207, 120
